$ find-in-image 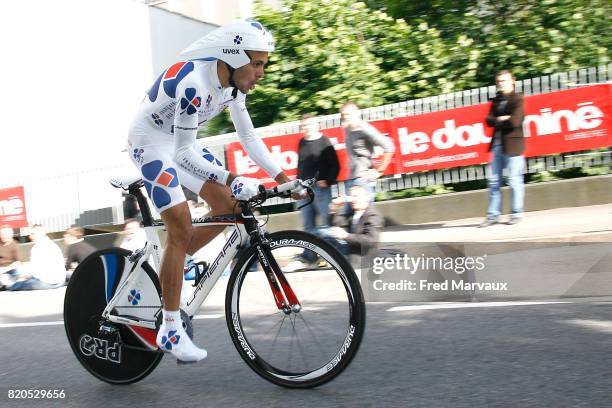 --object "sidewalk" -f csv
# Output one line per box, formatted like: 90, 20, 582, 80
1, 204, 611, 323
381, 204, 612, 243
